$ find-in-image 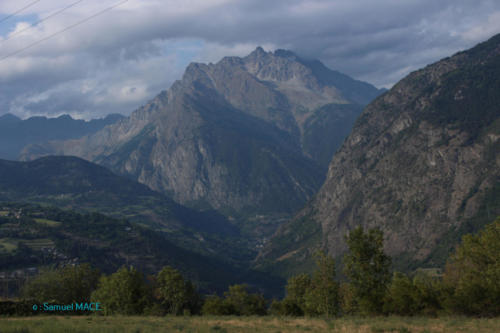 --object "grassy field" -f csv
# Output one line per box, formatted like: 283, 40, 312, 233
0, 237, 55, 254
33, 218, 62, 227
0, 238, 18, 253
20, 238, 55, 250
0, 316, 499, 333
